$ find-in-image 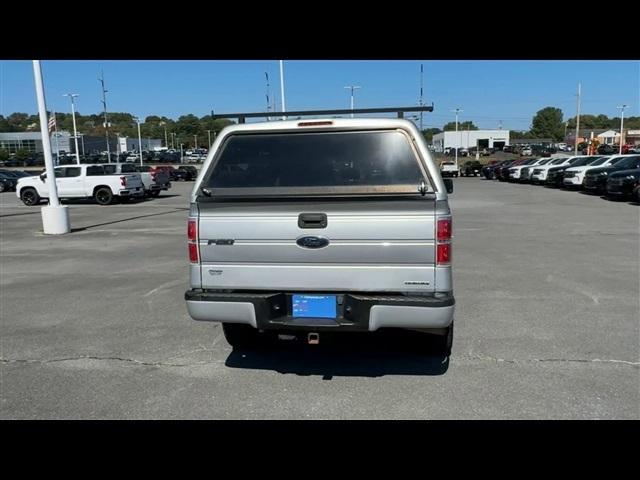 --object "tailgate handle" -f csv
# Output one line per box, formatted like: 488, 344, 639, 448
298, 213, 327, 229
